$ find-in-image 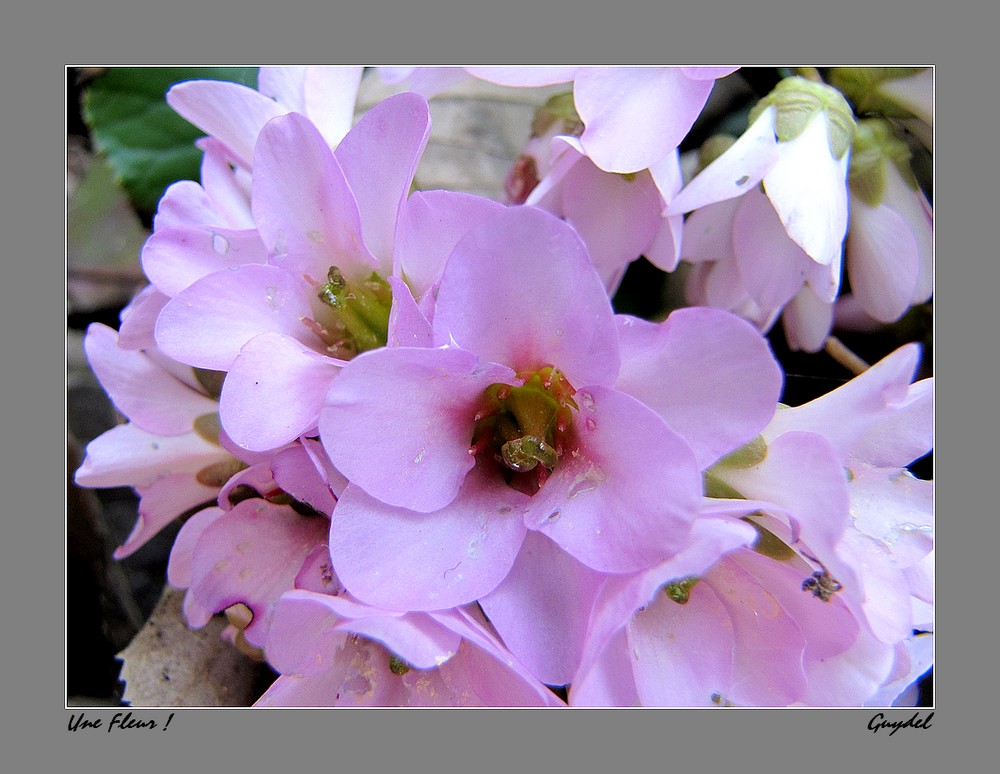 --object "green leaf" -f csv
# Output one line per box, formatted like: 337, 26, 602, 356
82, 67, 258, 213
